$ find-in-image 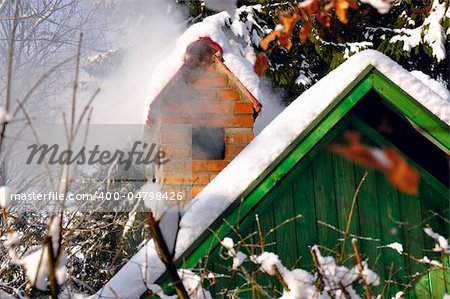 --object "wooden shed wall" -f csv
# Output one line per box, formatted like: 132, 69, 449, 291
203, 116, 449, 298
